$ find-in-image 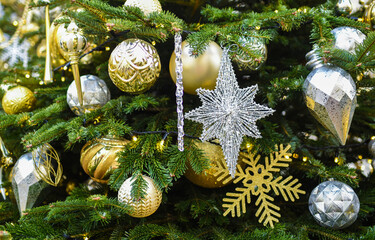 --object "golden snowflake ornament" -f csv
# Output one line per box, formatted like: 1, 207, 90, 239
222, 144, 305, 228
